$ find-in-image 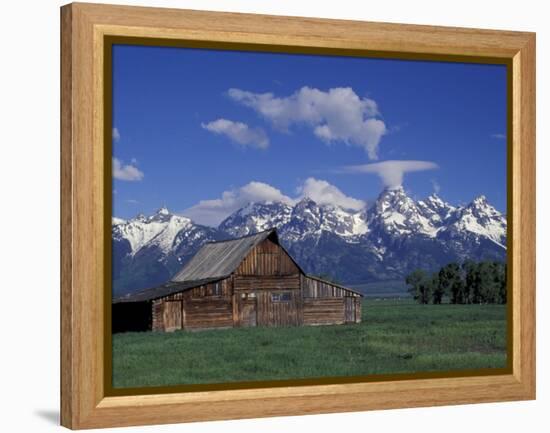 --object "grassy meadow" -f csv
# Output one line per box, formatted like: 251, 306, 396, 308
112, 299, 507, 388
